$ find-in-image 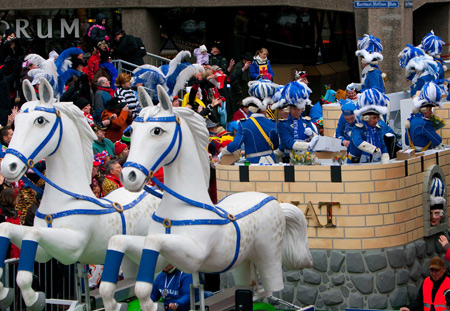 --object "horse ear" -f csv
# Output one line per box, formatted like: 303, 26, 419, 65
138, 86, 154, 108
22, 80, 37, 102
39, 78, 54, 105
157, 85, 173, 114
